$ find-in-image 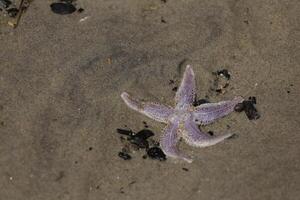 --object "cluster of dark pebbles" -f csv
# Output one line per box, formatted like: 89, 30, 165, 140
234, 96, 260, 120
0, 0, 19, 18
117, 125, 166, 161
50, 0, 84, 15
